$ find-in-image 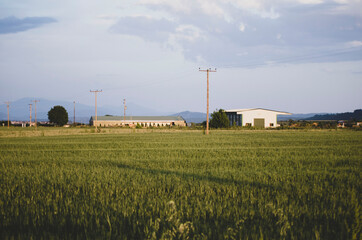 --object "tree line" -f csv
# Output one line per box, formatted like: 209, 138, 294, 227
306, 109, 362, 121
